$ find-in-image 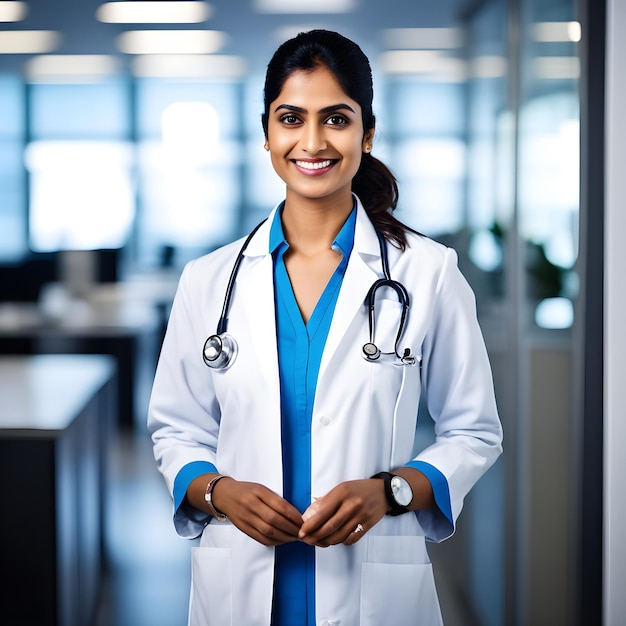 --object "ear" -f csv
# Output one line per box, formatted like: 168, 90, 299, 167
362, 128, 375, 153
